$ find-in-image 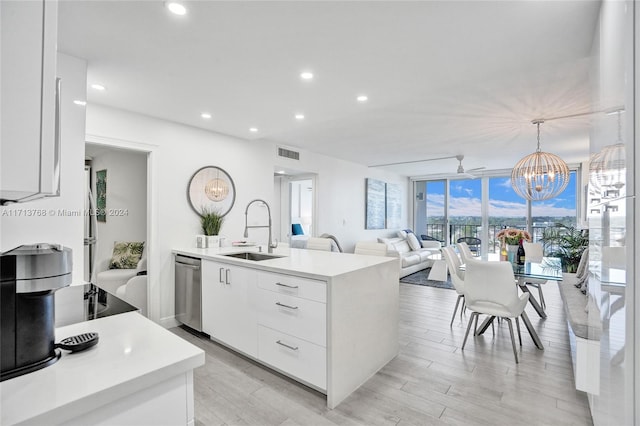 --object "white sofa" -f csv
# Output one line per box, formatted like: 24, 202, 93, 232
97, 256, 146, 296
378, 233, 442, 278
